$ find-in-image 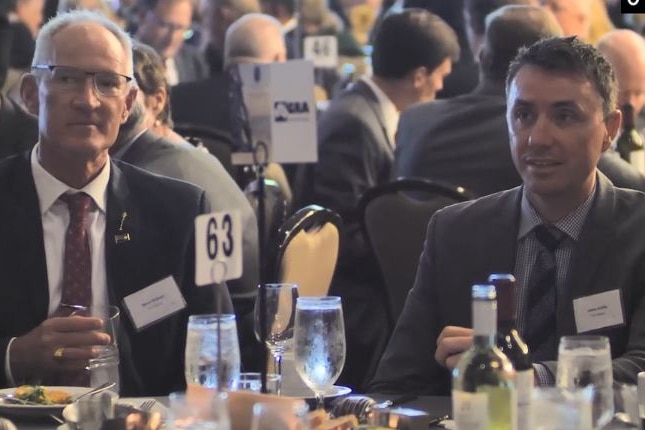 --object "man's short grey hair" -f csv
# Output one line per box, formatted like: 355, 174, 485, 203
33, 10, 135, 76
224, 13, 283, 64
